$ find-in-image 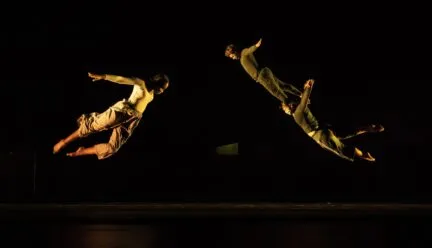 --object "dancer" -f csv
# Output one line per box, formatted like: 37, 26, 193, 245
53, 72, 169, 159
281, 79, 384, 162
